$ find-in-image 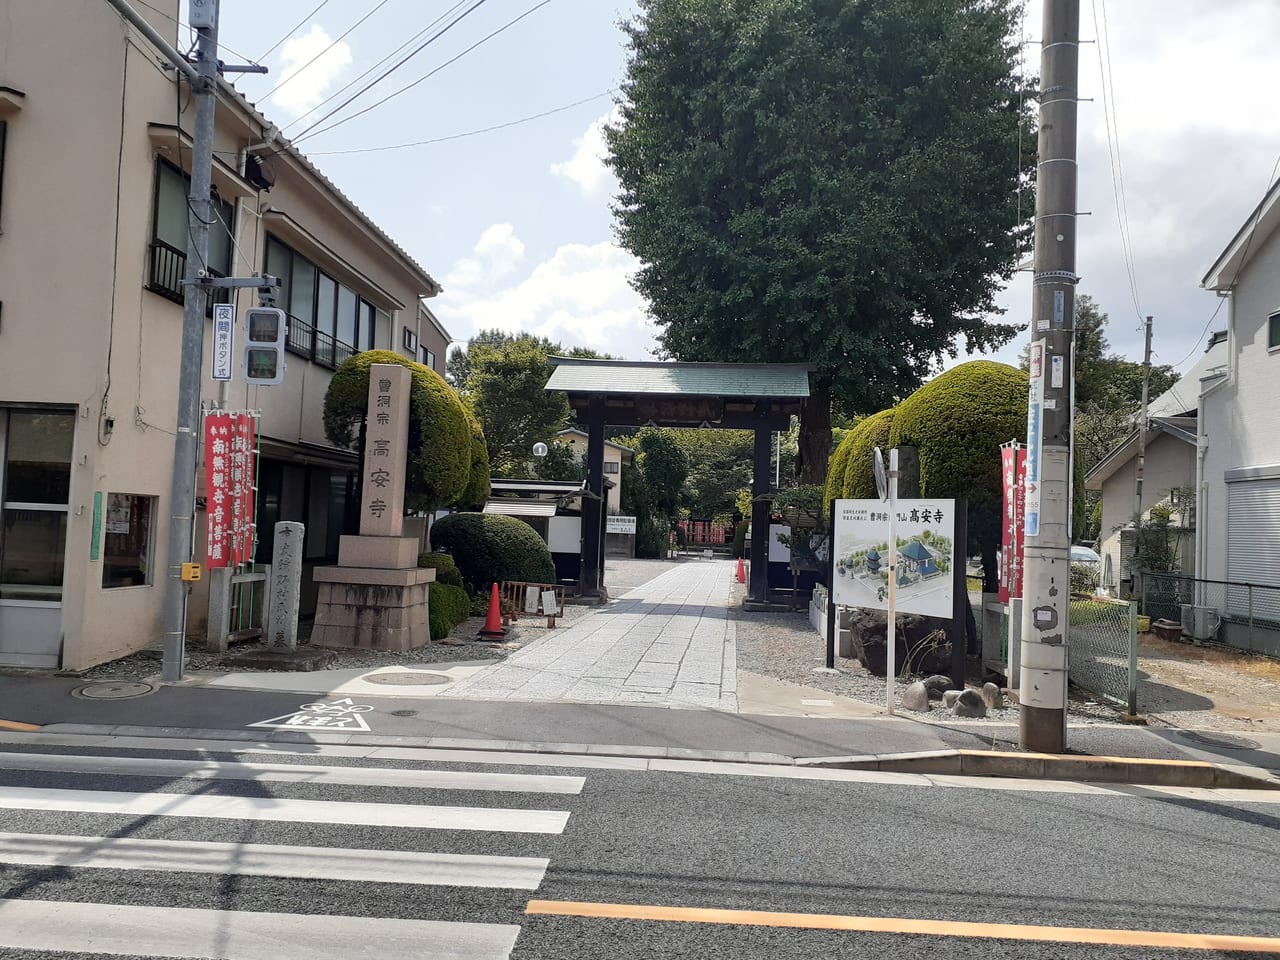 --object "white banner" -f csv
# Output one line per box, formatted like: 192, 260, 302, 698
606, 515, 637, 535
1025, 339, 1045, 537
831, 498, 957, 618
211, 304, 235, 382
